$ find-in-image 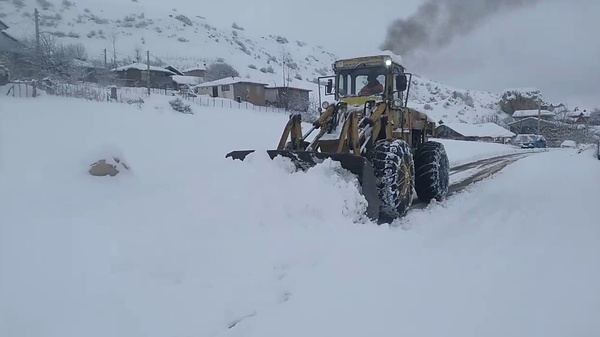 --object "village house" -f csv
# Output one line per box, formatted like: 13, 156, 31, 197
171, 75, 203, 91
182, 64, 207, 78
564, 110, 591, 124
512, 109, 556, 121
71, 58, 105, 83
505, 117, 570, 147
435, 122, 515, 143
507, 117, 558, 135
111, 63, 175, 88
194, 77, 268, 106
265, 86, 312, 112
